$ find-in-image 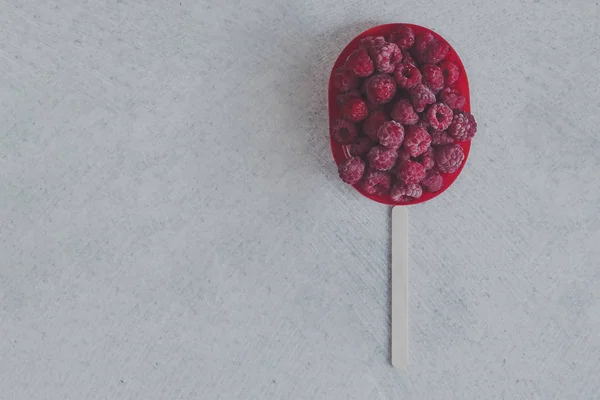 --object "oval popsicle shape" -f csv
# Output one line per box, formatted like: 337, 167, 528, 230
329, 24, 474, 206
